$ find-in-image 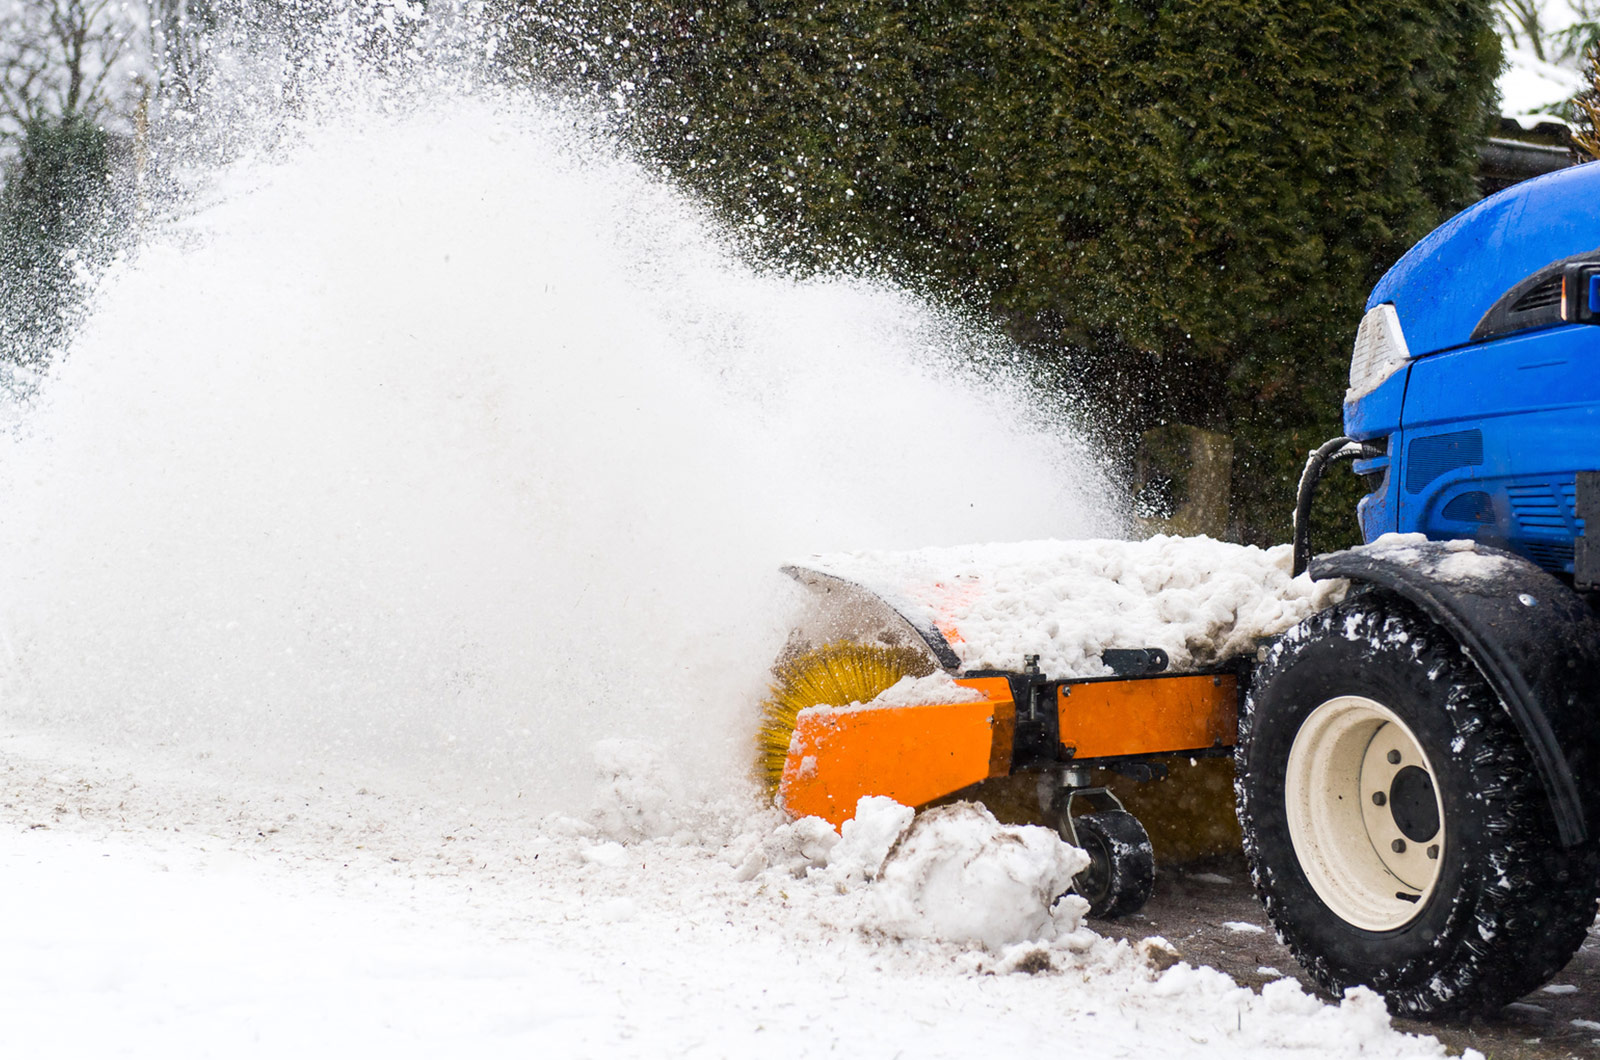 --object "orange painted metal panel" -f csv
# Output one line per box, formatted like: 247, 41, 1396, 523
1056, 673, 1238, 760
779, 676, 1015, 829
